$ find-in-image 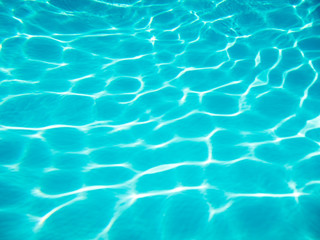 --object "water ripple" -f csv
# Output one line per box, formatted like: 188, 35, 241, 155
0, 0, 320, 239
